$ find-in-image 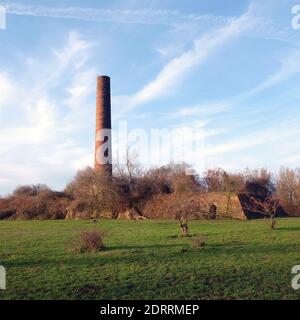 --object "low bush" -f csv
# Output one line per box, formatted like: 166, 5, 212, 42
192, 235, 205, 249
0, 189, 71, 220
69, 229, 105, 253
